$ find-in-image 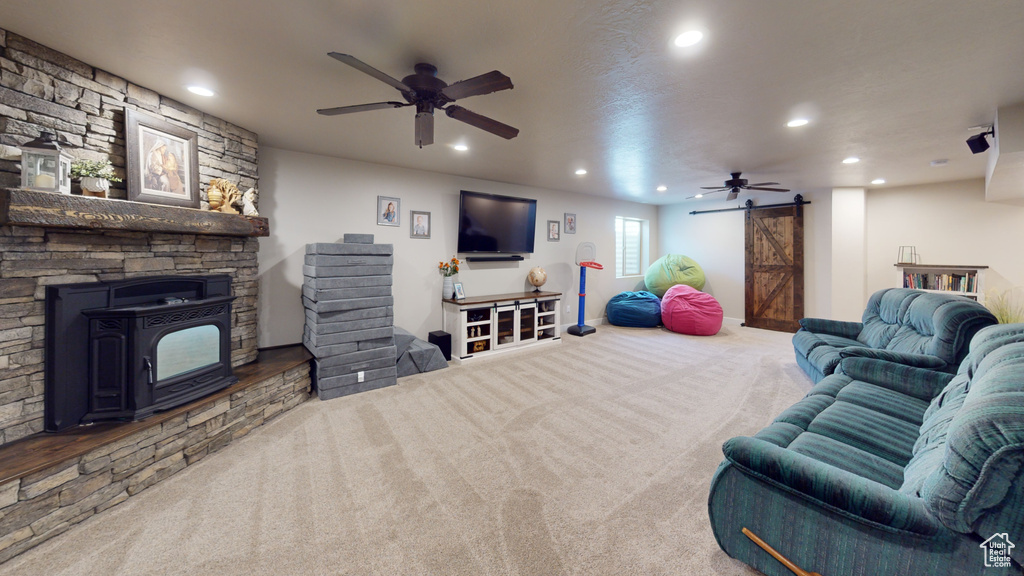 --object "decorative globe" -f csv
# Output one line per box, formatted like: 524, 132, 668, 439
527, 266, 547, 288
